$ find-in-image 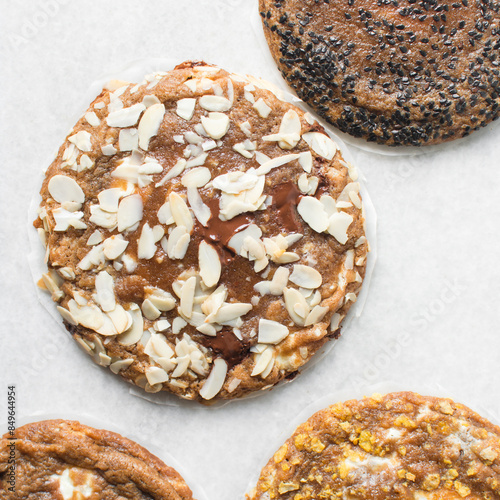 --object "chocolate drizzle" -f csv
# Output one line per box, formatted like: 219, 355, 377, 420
271, 181, 303, 232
